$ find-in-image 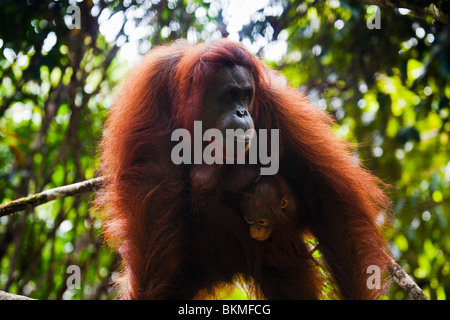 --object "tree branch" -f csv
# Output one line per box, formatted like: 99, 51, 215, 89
0, 177, 104, 217
388, 259, 430, 300
0, 290, 34, 300
354, 0, 450, 25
